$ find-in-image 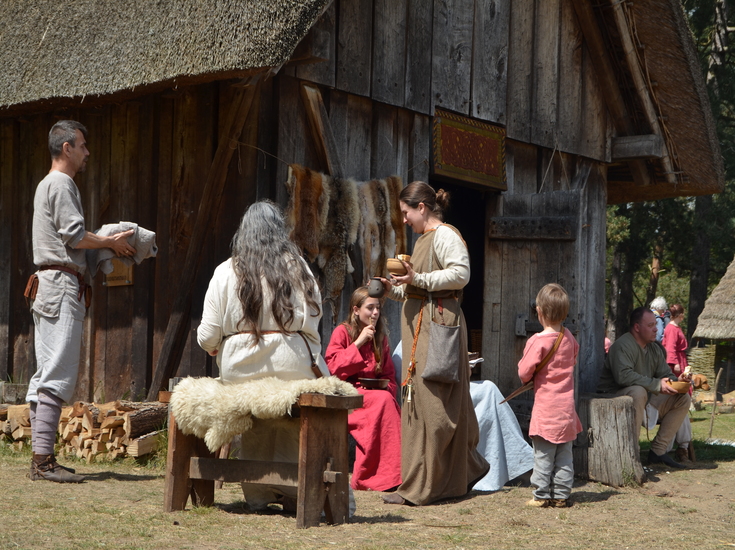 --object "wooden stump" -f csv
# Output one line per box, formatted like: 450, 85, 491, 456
573, 393, 645, 487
